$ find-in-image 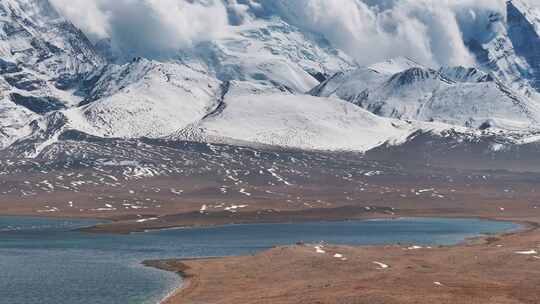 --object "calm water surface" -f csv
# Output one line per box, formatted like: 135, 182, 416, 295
0, 216, 520, 304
